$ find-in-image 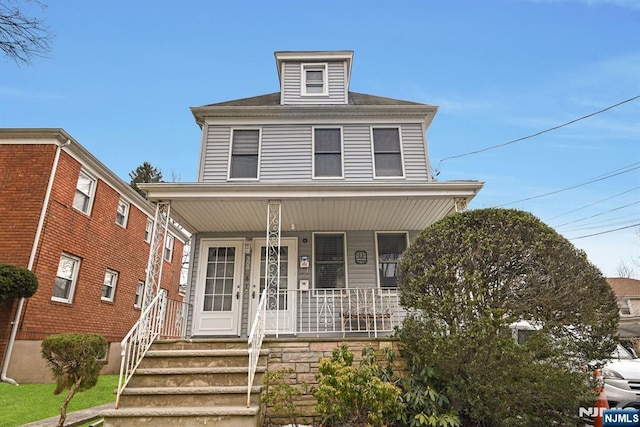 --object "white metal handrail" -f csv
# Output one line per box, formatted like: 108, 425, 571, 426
247, 287, 268, 407
113, 290, 195, 409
